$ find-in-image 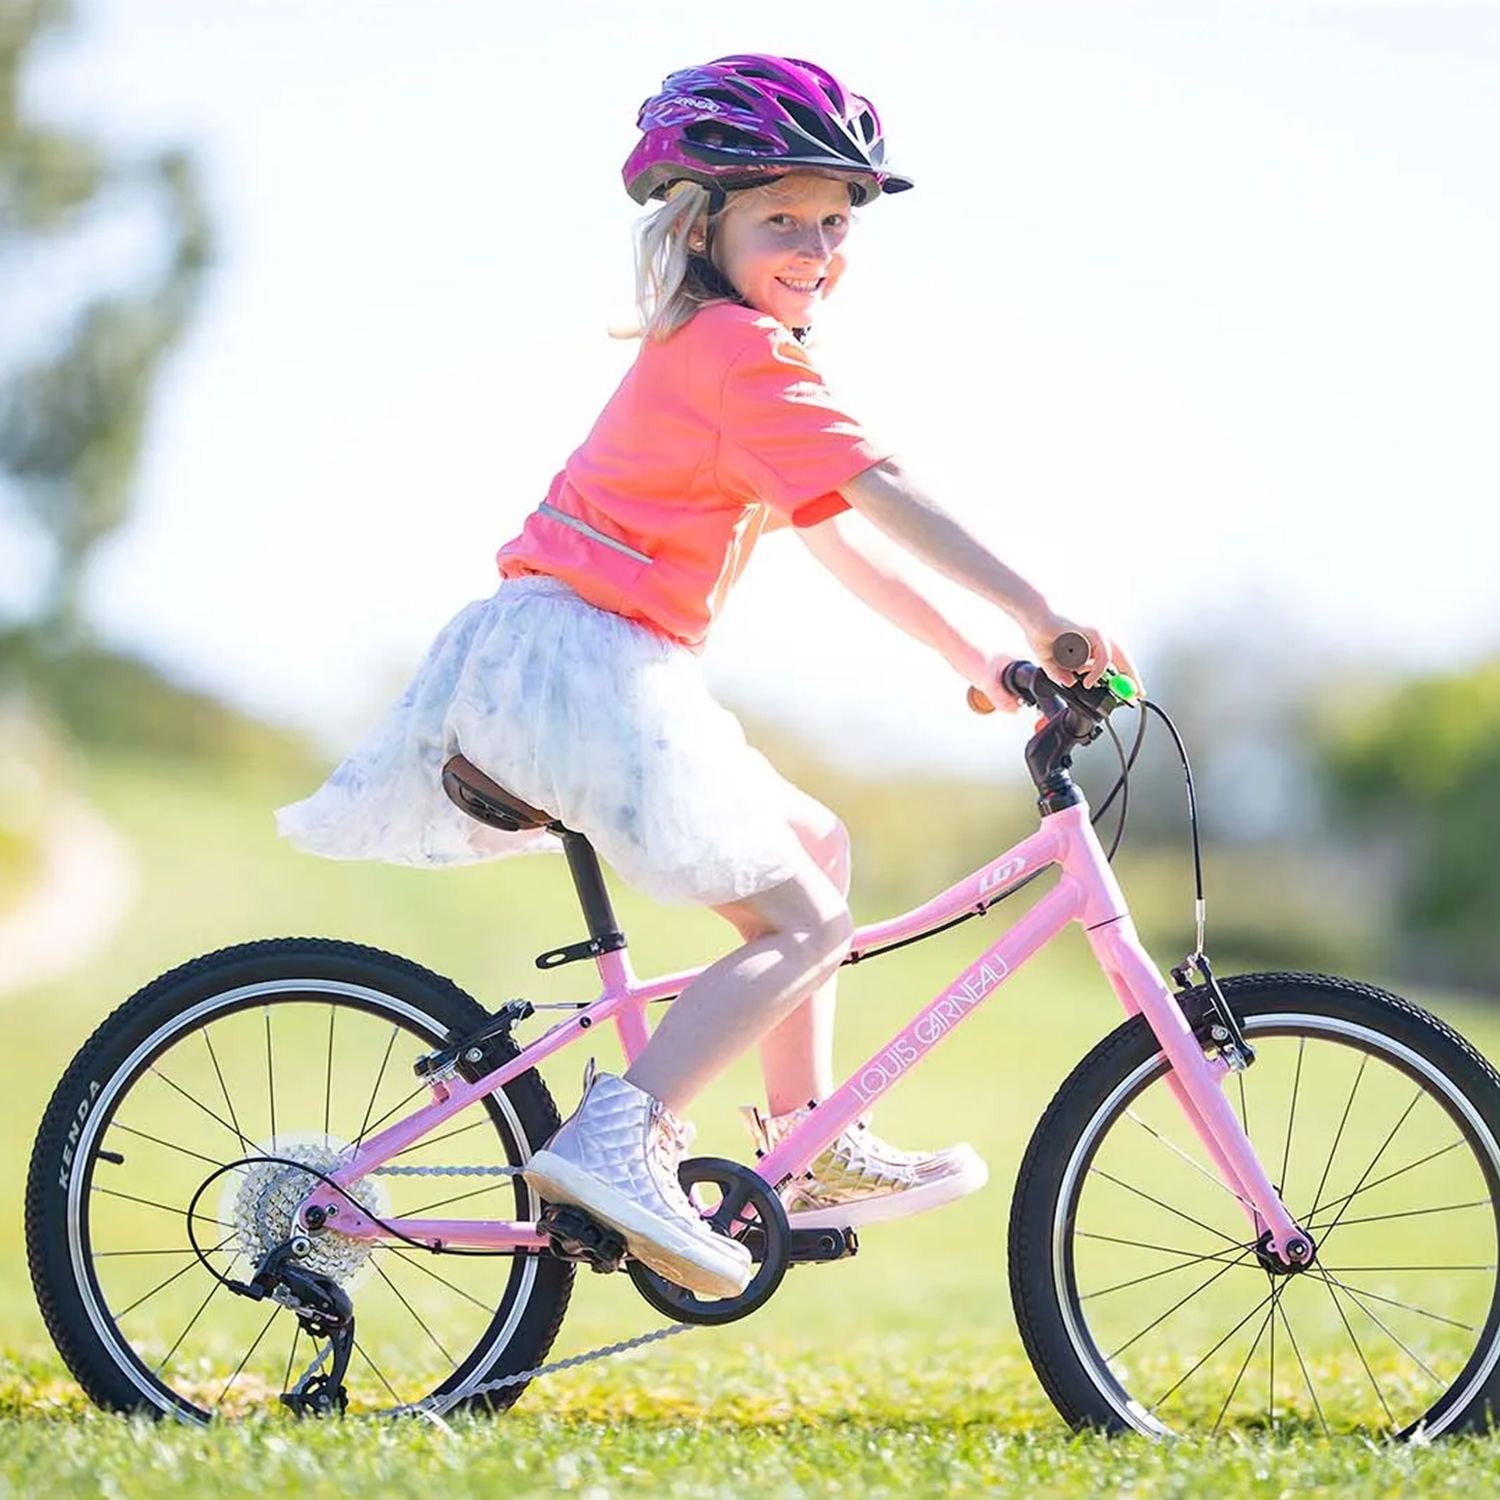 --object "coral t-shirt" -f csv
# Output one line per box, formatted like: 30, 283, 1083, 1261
496, 303, 891, 648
